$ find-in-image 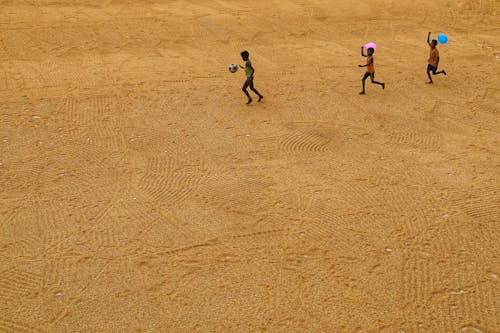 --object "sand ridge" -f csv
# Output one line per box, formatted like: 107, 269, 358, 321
0, 0, 499, 332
